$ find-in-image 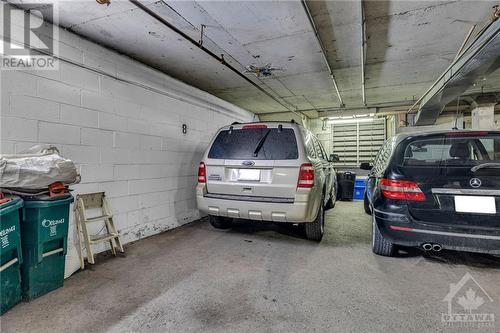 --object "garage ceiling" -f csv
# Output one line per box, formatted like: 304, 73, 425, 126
9, 0, 498, 117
